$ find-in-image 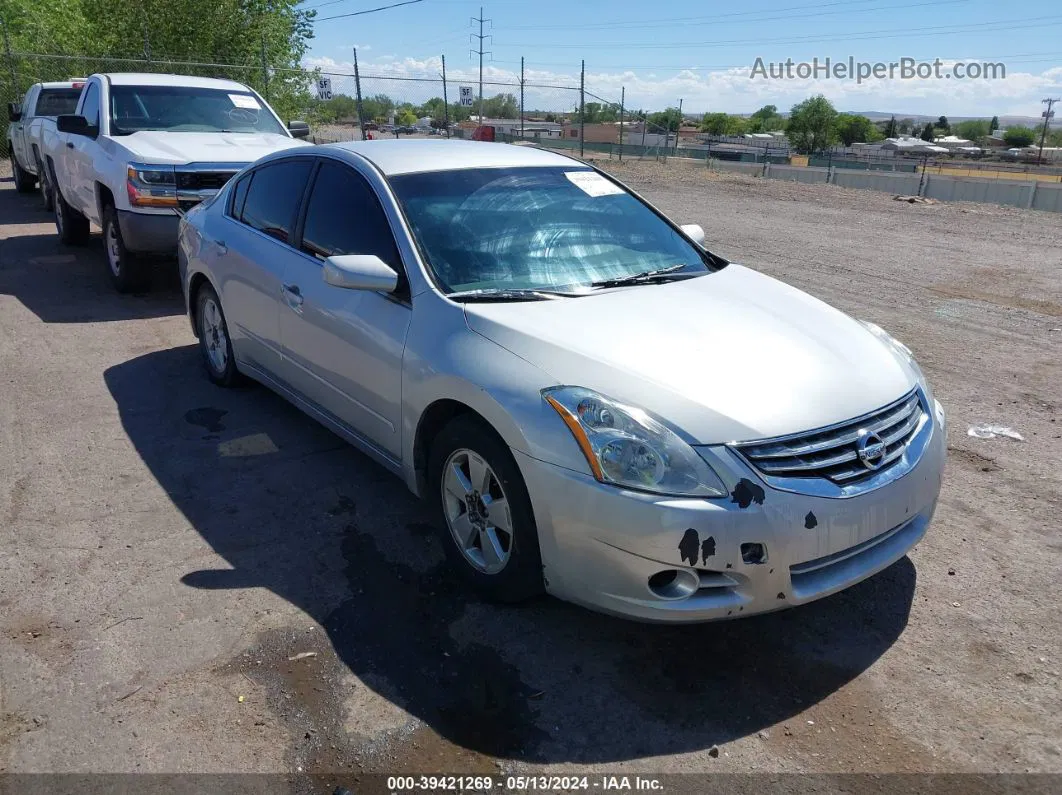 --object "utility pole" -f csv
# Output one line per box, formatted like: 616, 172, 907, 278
579, 60, 585, 158
1038, 97, 1059, 165
441, 54, 450, 139
470, 7, 491, 125
618, 86, 624, 161
353, 46, 367, 141
676, 97, 683, 156
520, 56, 525, 139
